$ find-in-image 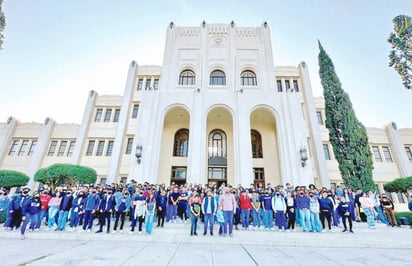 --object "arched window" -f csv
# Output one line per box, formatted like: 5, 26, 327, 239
241, 70, 257, 86
208, 129, 227, 158
173, 129, 189, 157
251, 129, 263, 158
210, 70, 226, 86
179, 70, 195, 86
